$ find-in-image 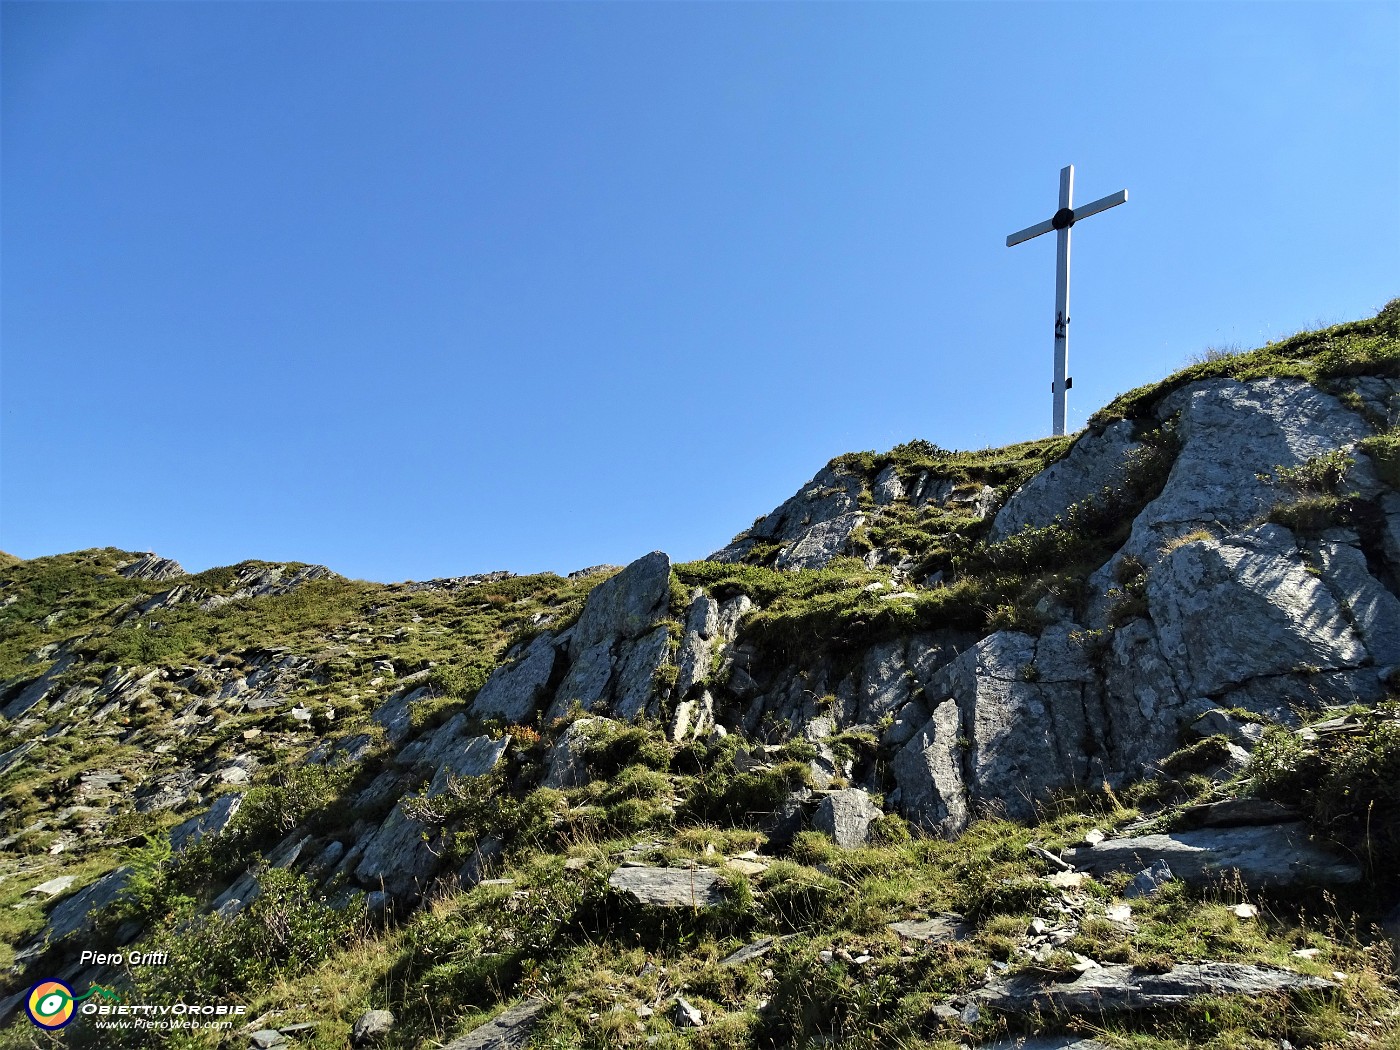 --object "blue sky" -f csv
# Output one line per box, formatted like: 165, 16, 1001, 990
3, 2, 1397, 582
